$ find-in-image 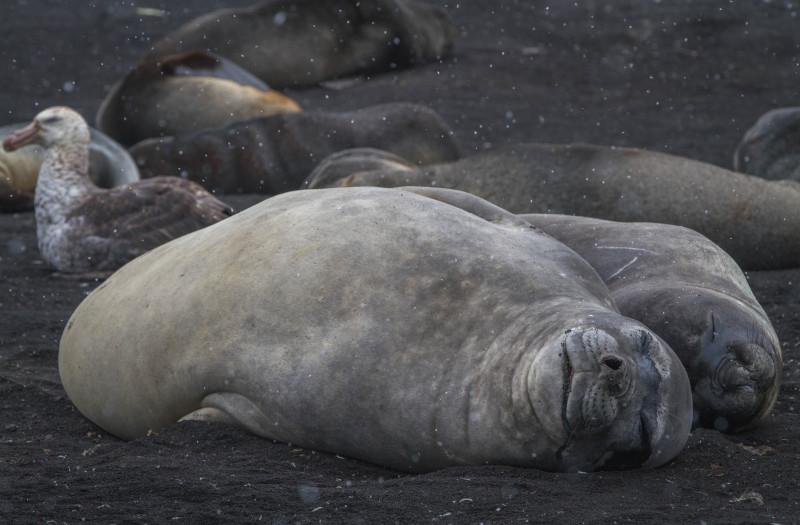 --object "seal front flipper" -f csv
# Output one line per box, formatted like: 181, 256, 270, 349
180, 392, 278, 438
400, 186, 535, 230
